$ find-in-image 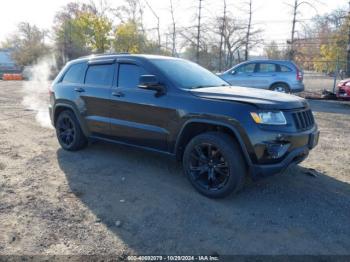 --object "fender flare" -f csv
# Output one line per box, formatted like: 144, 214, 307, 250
53, 102, 90, 137
174, 119, 253, 168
